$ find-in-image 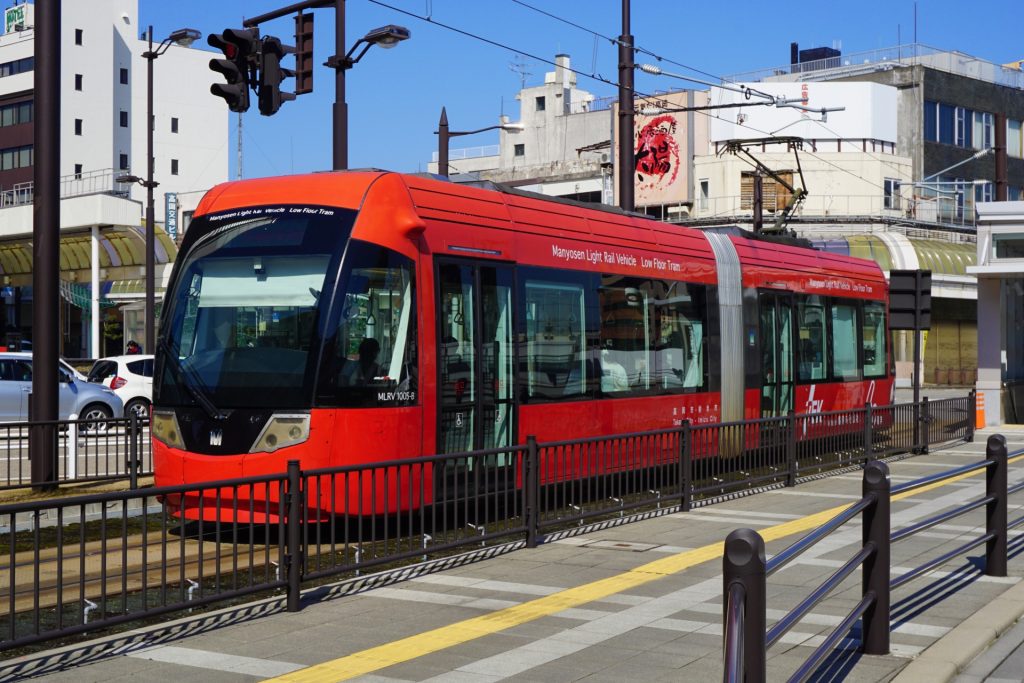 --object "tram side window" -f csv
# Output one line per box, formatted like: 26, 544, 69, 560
518, 269, 595, 401
598, 277, 651, 394
796, 295, 828, 382
651, 280, 707, 392
862, 301, 887, 378
318, 241, 417, 407
830, 300, 862, 381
